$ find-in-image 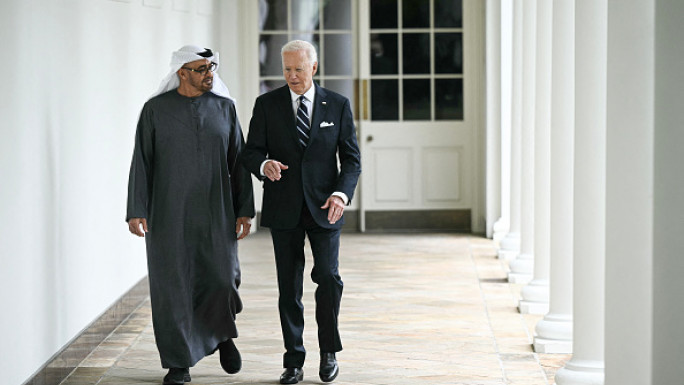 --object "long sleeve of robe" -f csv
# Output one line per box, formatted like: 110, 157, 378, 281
126, 90, 255, 368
